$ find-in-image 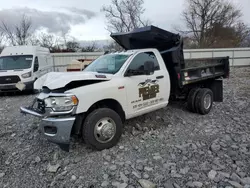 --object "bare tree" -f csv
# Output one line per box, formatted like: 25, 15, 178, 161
0, 14, 32, 46
241, 34, 250, 47
101, 0, 151, 33
0, 31, 4, 52
40, 33, 58, 49
0, 31, 4, 43
32, 33, 61, 50
29, 36, 40, 46
61, 31, 70, 48
81, 41, 98, 52
182, 36, 199, 49
15, 15, 32, 45
199, 22, 249, 48
236, 24, 250, 47
0, 21, 16, 45
181, 0, 247, 48
103, 40, 123, 51
66, 41, 80, 52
